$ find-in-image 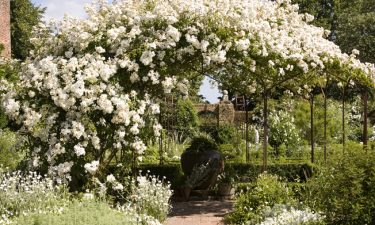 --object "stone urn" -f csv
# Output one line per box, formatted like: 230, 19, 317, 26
180, 137, 224, 190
